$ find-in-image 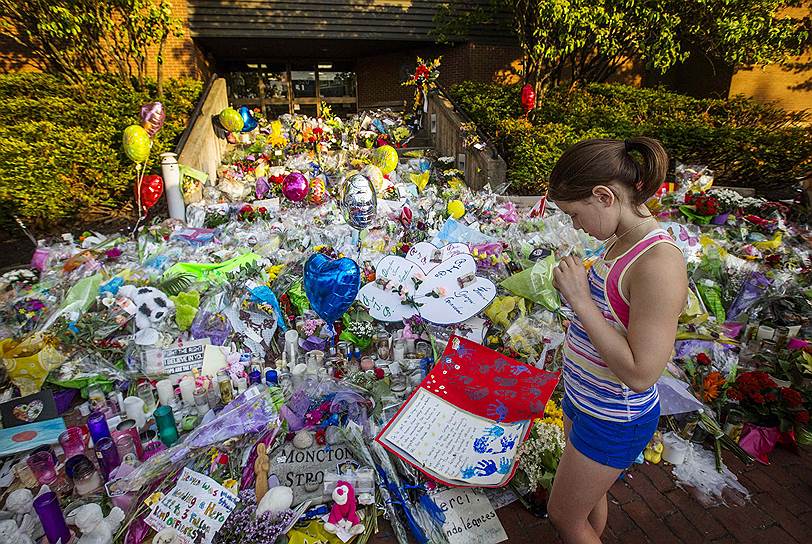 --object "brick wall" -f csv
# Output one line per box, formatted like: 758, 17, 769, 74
357, 42, 522, 108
